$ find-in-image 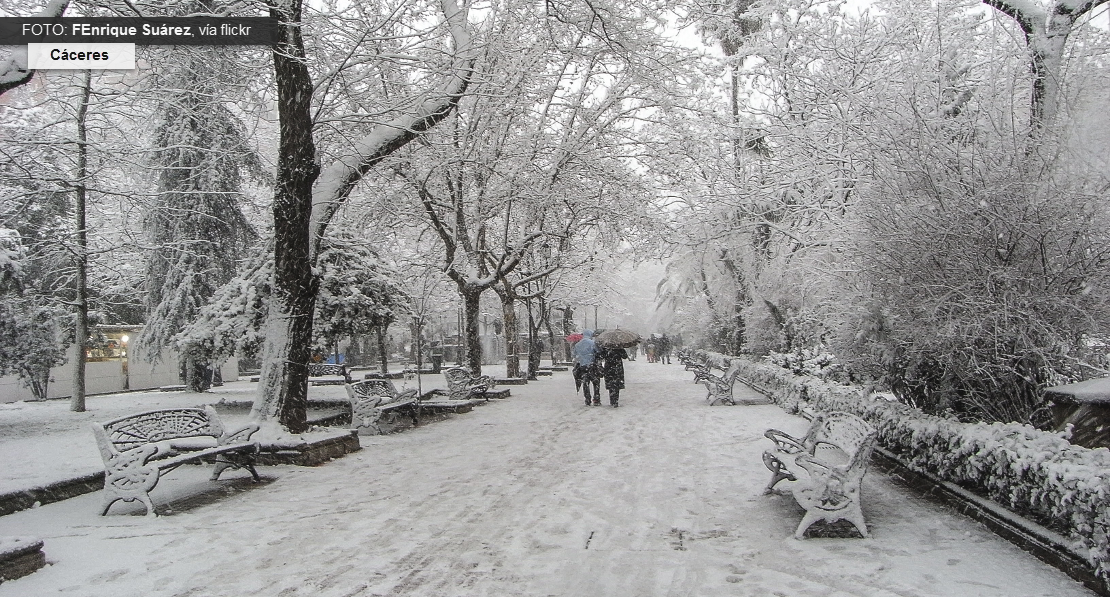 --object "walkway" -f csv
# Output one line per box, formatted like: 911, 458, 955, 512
0, 361, 1095, 596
